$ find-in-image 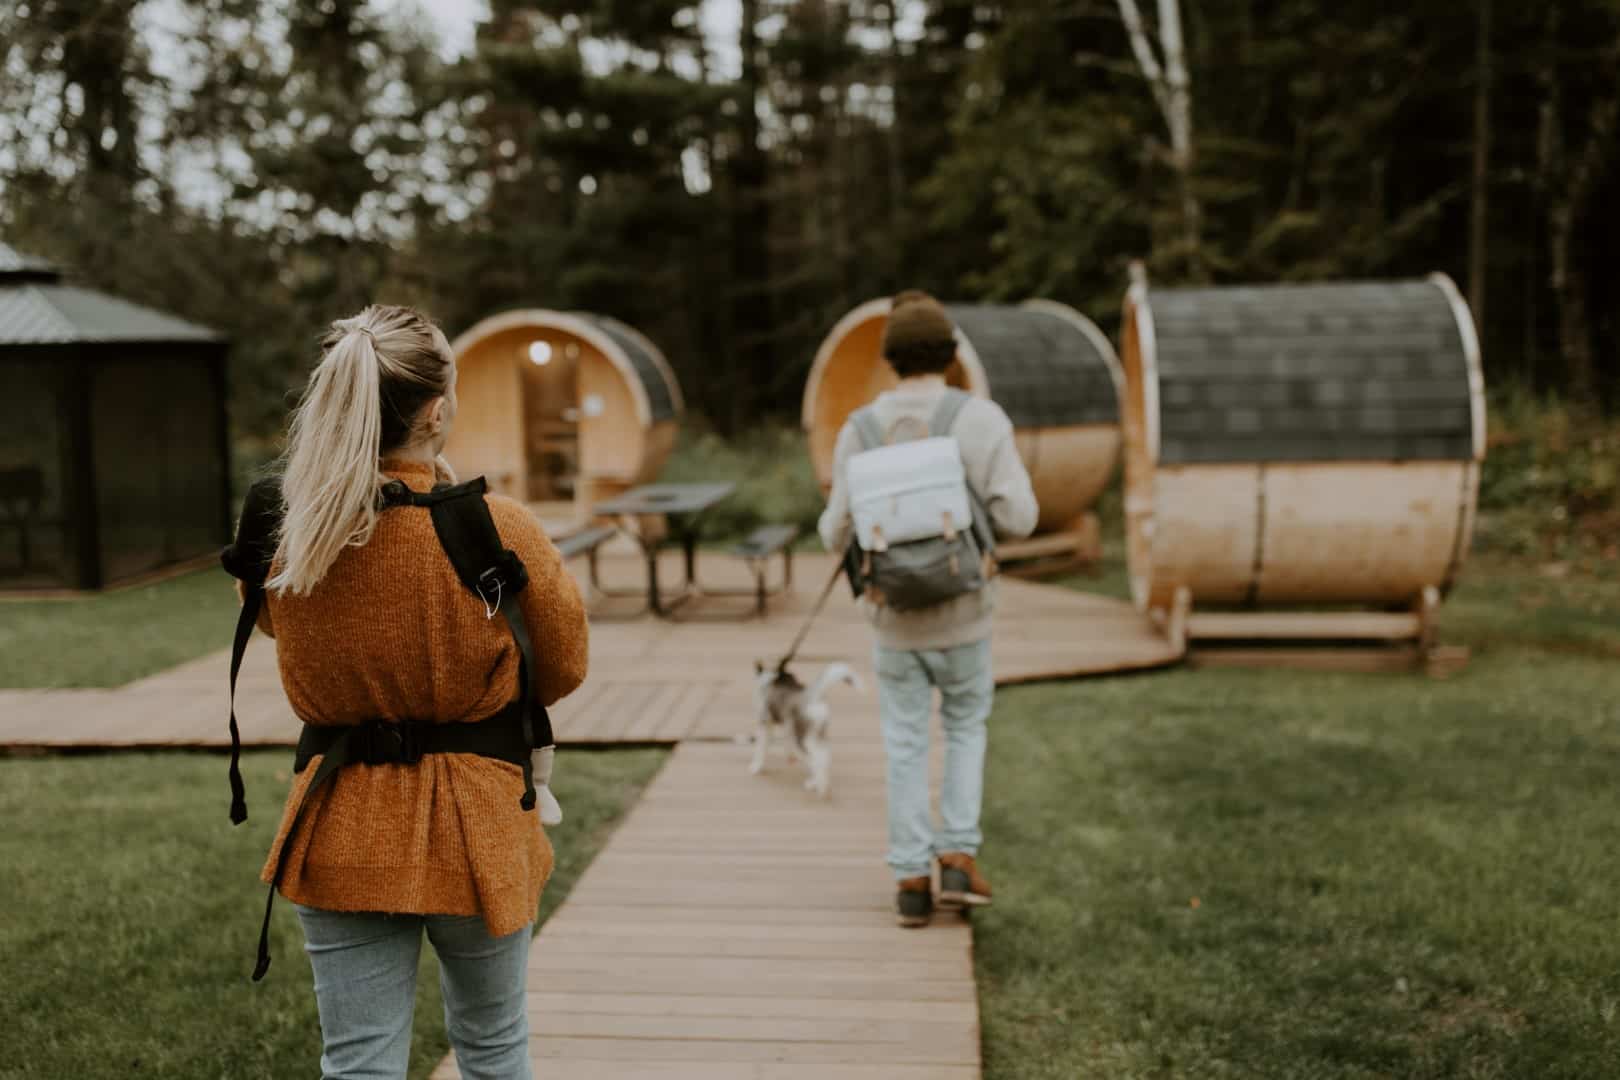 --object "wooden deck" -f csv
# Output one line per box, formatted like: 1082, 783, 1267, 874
0, 553, 1179, 749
